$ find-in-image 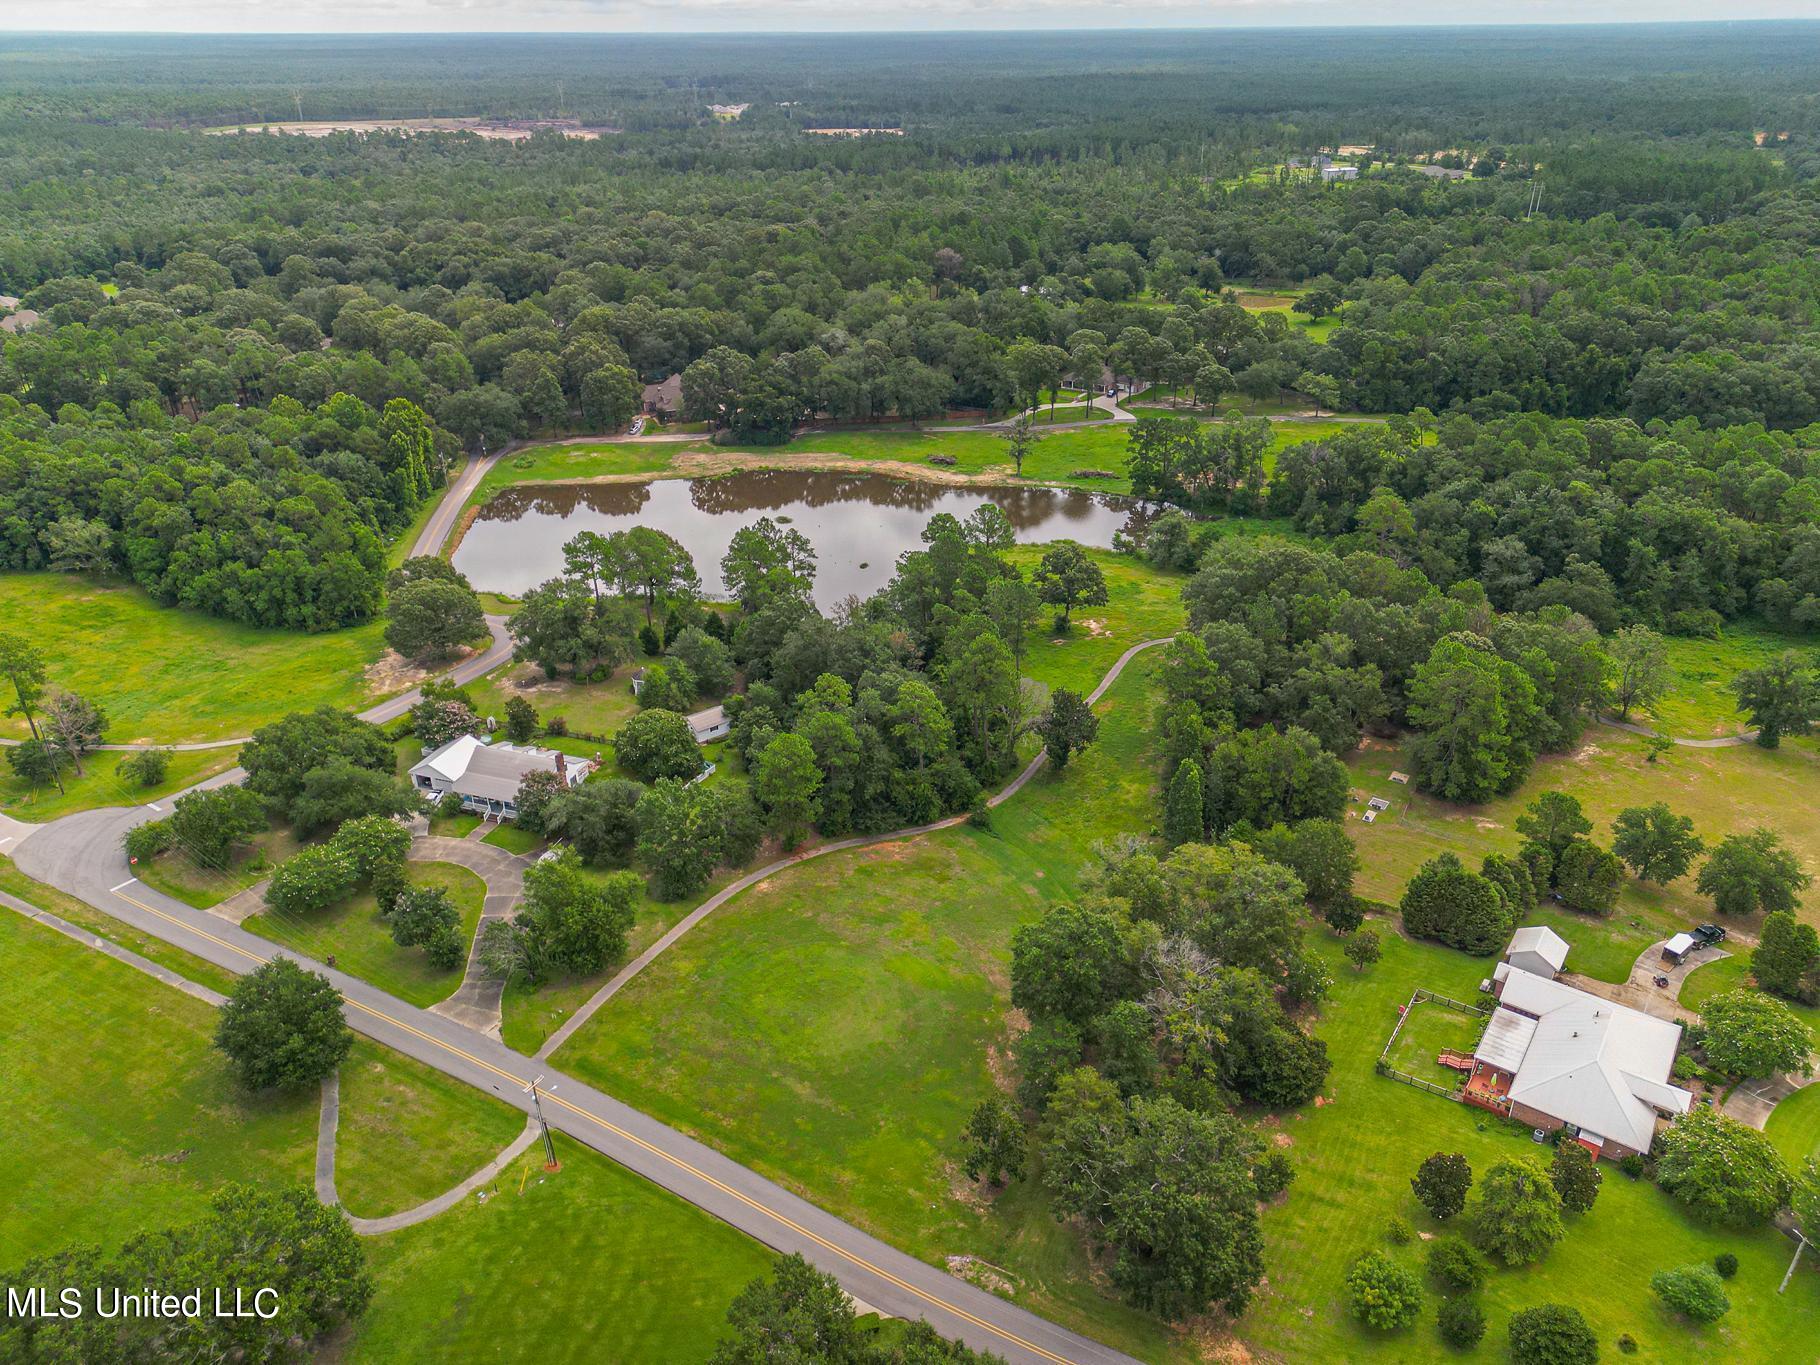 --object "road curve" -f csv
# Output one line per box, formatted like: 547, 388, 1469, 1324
10, 803, 1136, 1365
